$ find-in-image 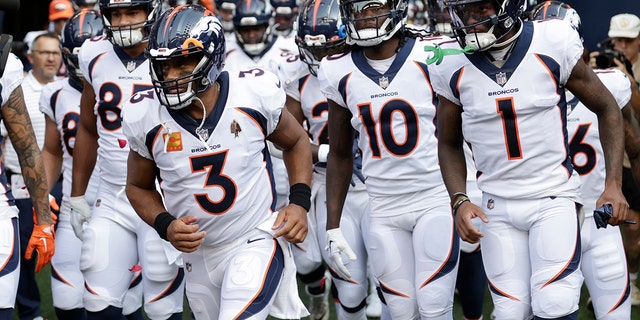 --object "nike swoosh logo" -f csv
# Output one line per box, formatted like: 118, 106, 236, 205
39, 238, 47, 251
275, 80, 281, 88
247, 237, 265, 244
